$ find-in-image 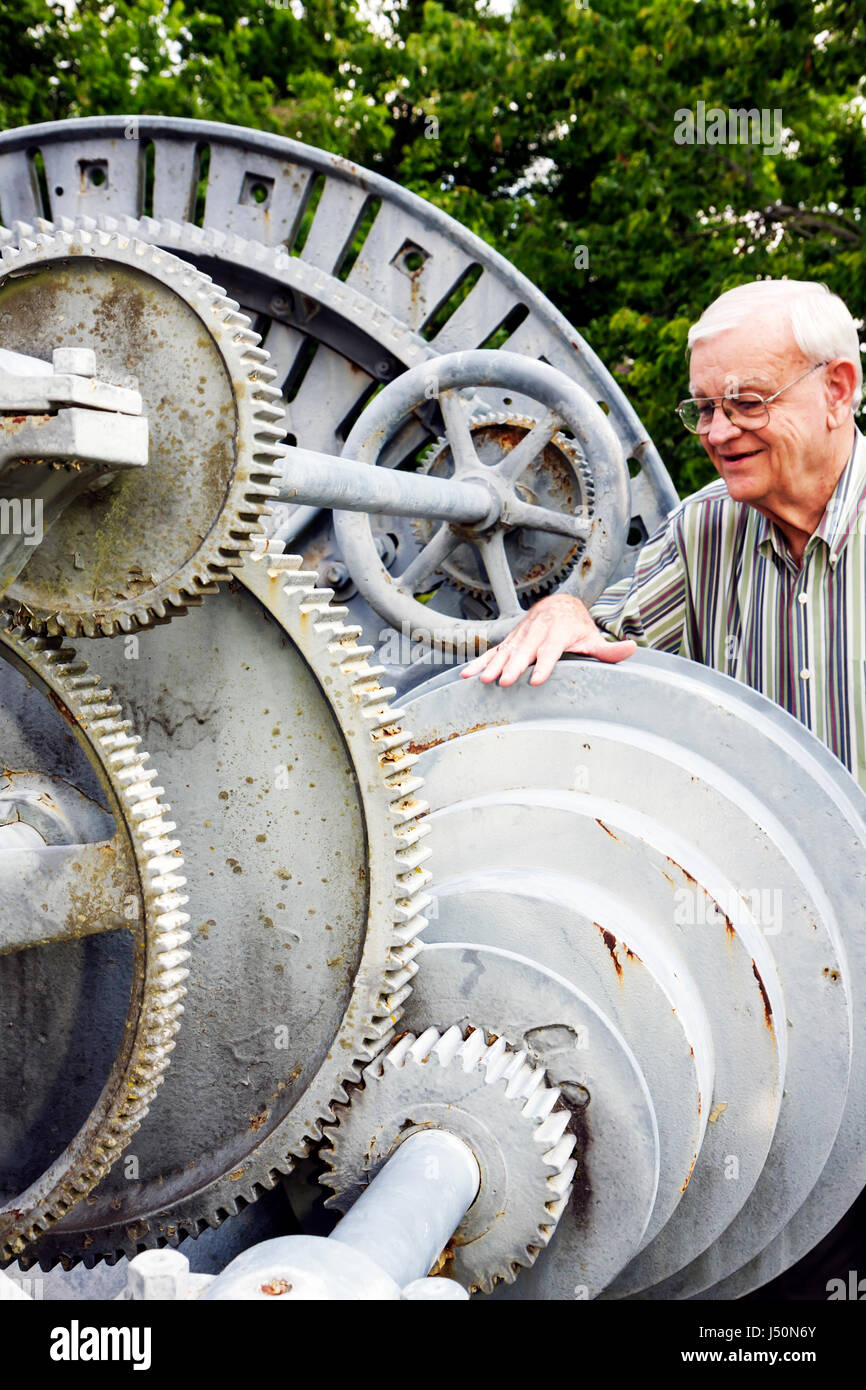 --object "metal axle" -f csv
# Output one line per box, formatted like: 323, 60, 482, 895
200, 1129, 480, 1299
277, 444, 587, 541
